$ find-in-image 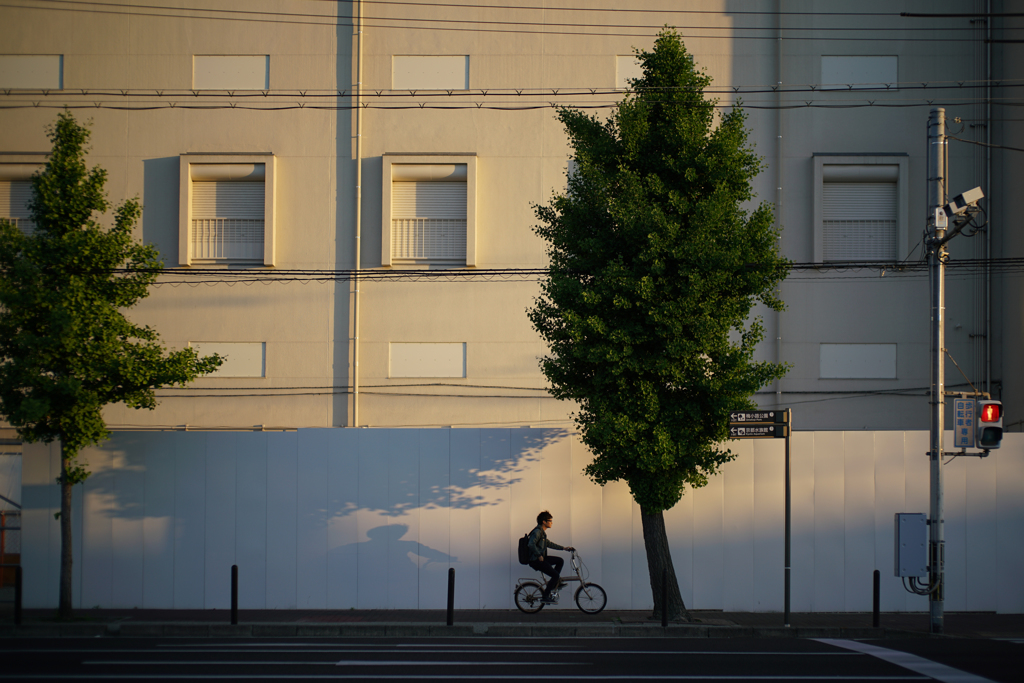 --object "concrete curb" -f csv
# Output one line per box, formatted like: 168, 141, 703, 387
0, 621, 932, 639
